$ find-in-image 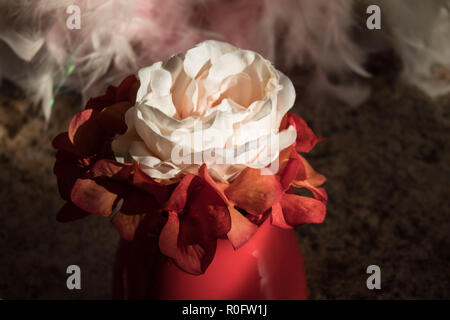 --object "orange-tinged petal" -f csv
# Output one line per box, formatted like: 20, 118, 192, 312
270, 202, 292, 229
164, 174, 196, 212
226, 206, 258, 249
90, 159, 133, 180
281, 193, 326, 226
70, 178, 118, 216
295, 154, 326, 187
225, 168, 282, 215
287, 112, 325, 153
